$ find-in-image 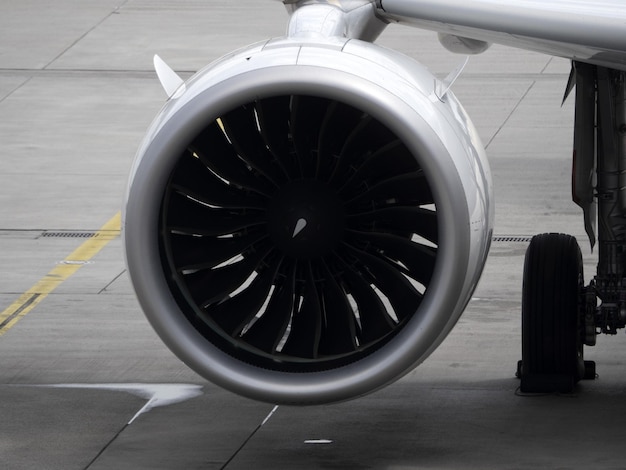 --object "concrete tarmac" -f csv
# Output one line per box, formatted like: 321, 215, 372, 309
2, 1, 626, 469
